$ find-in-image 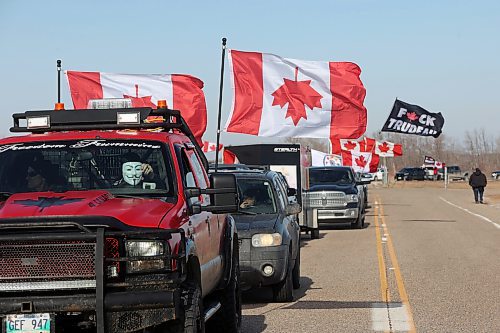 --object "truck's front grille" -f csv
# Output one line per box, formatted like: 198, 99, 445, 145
303, 191, 346, 208
0, 240, 97, 291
